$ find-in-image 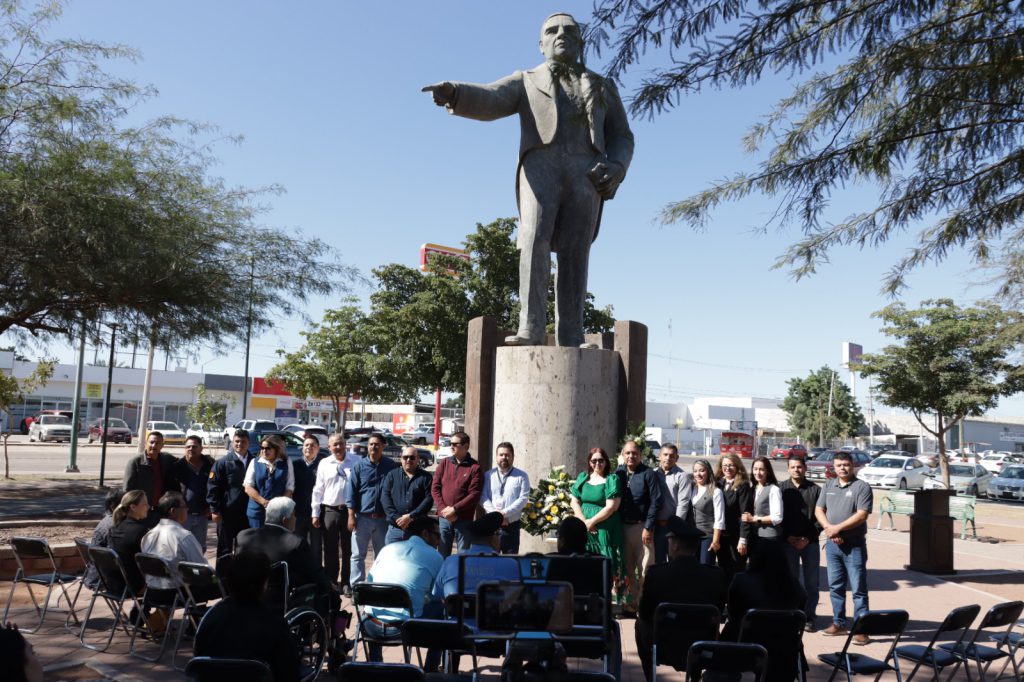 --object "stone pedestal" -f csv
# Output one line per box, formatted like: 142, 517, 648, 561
492, 346, 621, 553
